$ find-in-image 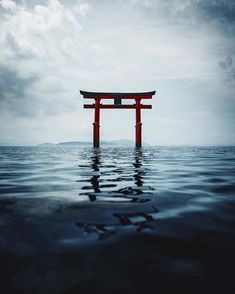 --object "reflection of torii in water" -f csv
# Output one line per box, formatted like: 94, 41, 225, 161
77, 149, 158, 239
84, 148, 151, 202
88, 148, 101, 201
133, 148, 144, 187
